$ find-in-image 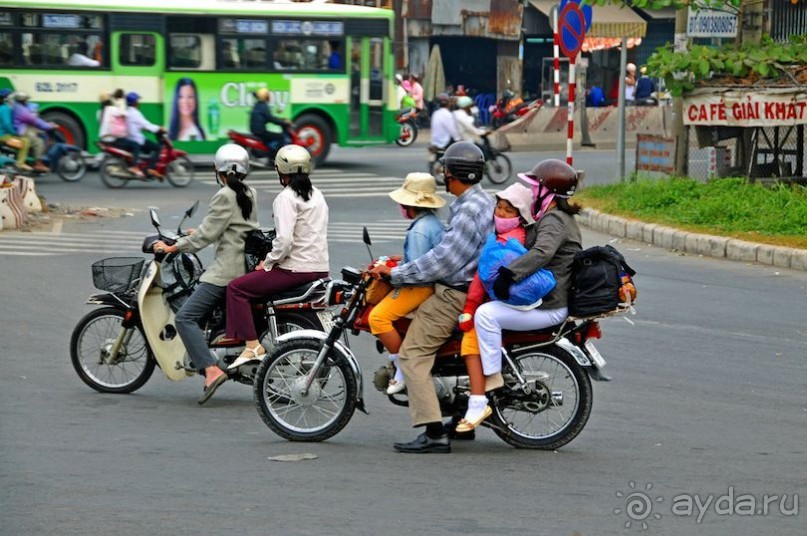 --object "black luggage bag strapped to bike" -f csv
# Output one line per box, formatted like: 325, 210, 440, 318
244, 228, 276, 272
569, 245, 636, 318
